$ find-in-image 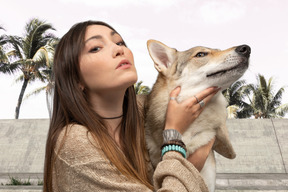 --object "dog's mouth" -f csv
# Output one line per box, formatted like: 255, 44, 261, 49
206, 64, 240, 77
206, 59, 248, 78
